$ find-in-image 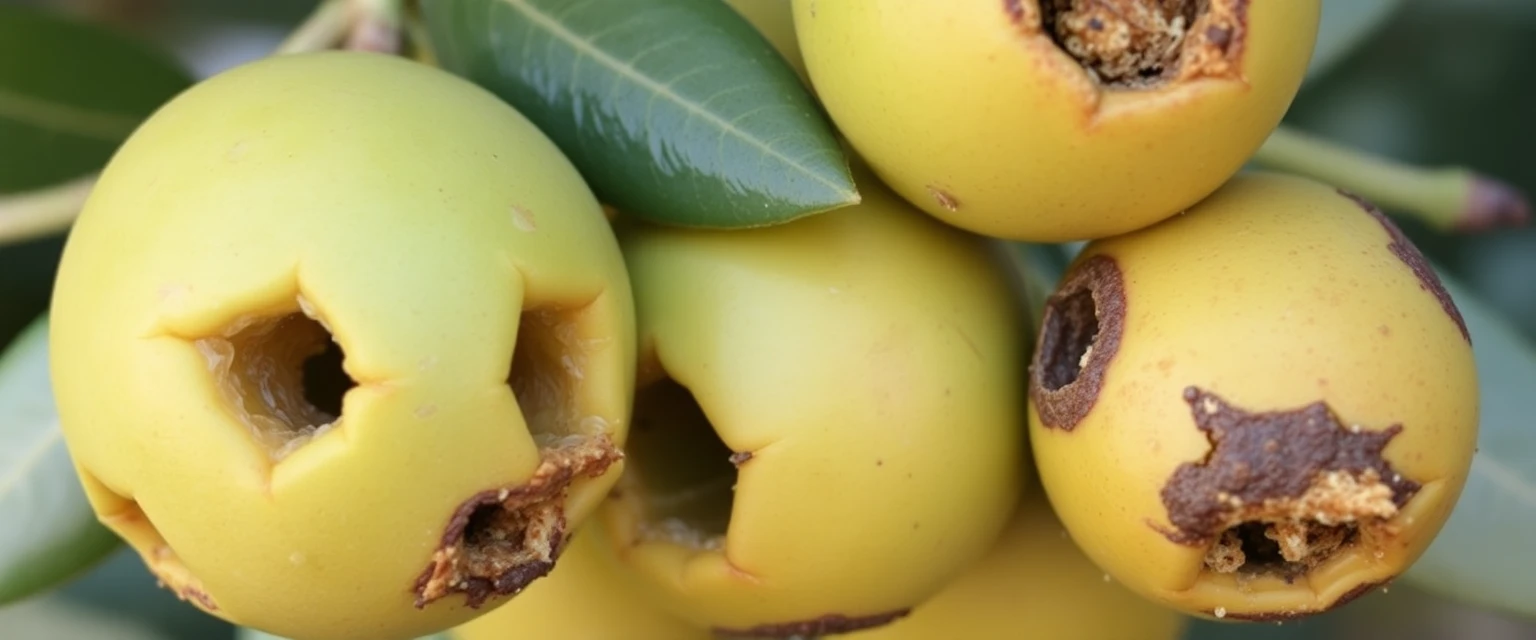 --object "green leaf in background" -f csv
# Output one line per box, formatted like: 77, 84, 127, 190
1399, 269, 1536, 621
419, 0, 859, 229
0, 313, 121, 605
0, 4, 193, 194
1304, 0, 1407, 84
